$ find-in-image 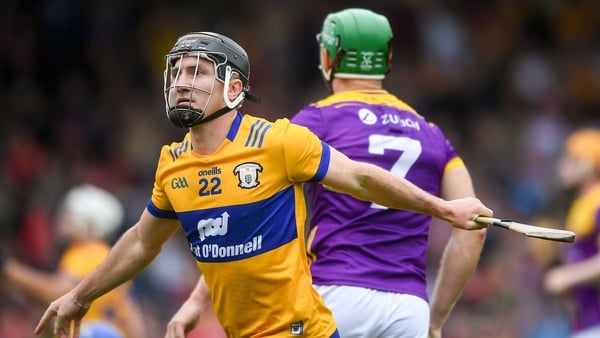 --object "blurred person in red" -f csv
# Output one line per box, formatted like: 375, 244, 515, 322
544, 128, 600, 338
0, 183, 146, 338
